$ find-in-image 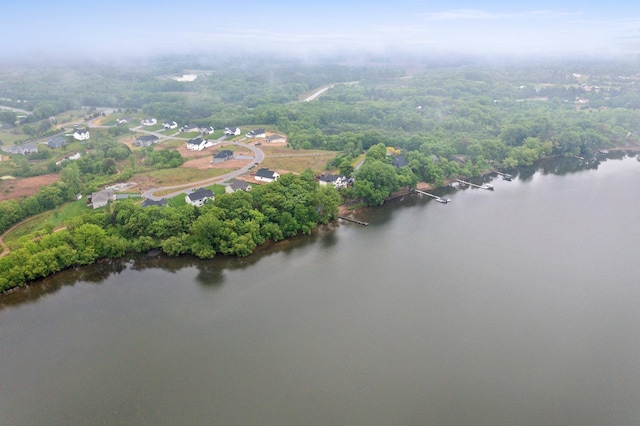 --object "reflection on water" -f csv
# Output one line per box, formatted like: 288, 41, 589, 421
1, 154, 640, 426
3, 153, 636, 309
